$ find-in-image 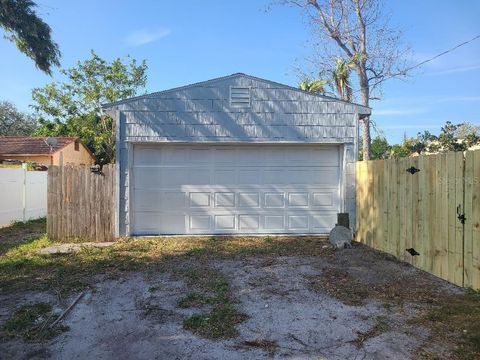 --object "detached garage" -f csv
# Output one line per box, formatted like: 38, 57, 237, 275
103, 73, 370, 236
